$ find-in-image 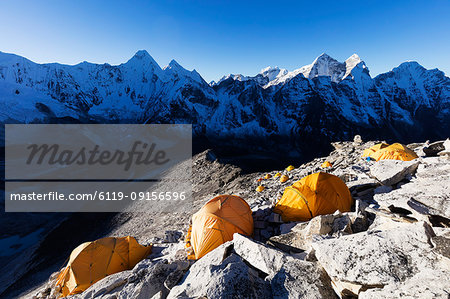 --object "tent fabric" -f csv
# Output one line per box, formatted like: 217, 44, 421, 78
280, 175, 289, 183
256, 185, 265, 192
370, 143, 418, 161
286, 165, 295, 171
56, 236, 151, 297
273, 172, 352, 222
362, 143, 389, 158
321, 161, 332, 168
187, 195, 253, 260
362, 143, 418, 161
